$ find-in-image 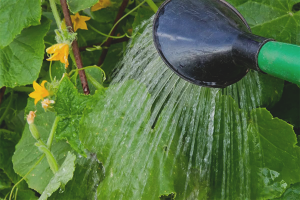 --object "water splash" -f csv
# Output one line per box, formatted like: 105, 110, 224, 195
79, 17, 290, 200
